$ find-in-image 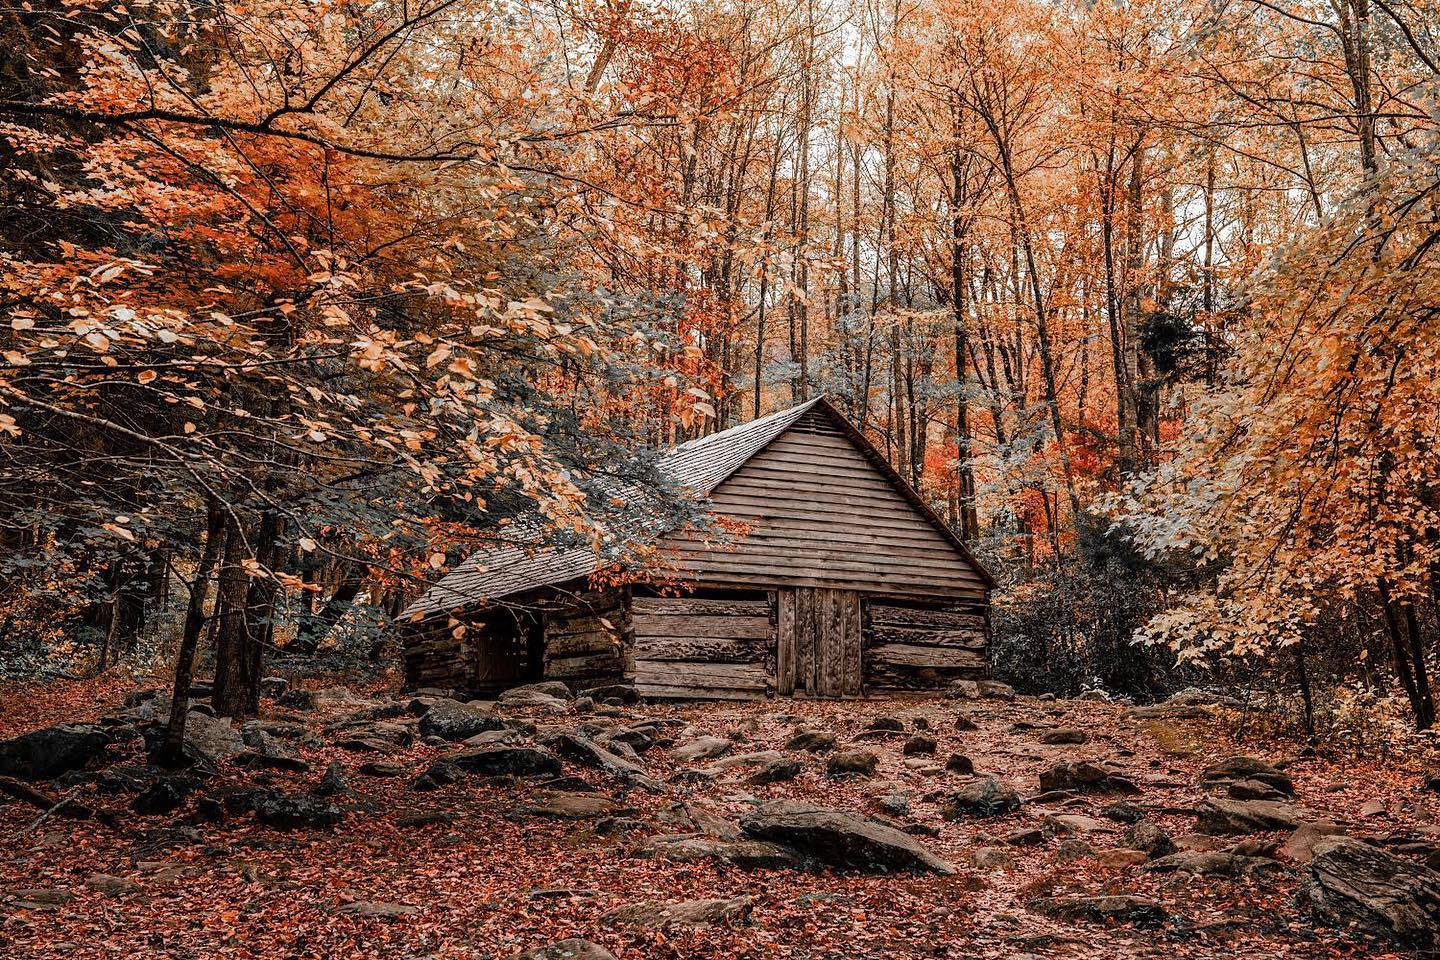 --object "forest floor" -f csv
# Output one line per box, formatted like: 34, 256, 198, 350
1, 674, 1436, 960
